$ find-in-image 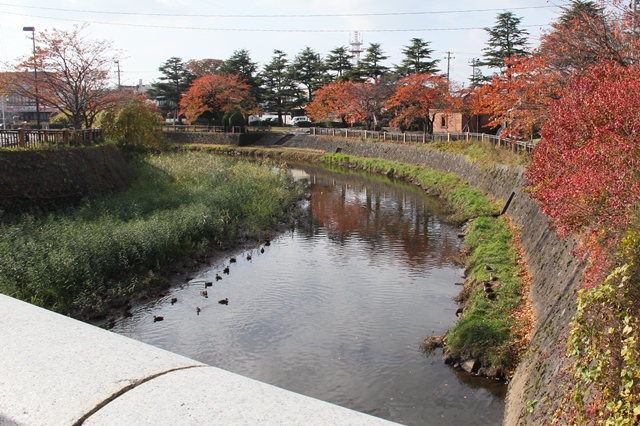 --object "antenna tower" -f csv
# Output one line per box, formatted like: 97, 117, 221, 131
349, 31, 364, 66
